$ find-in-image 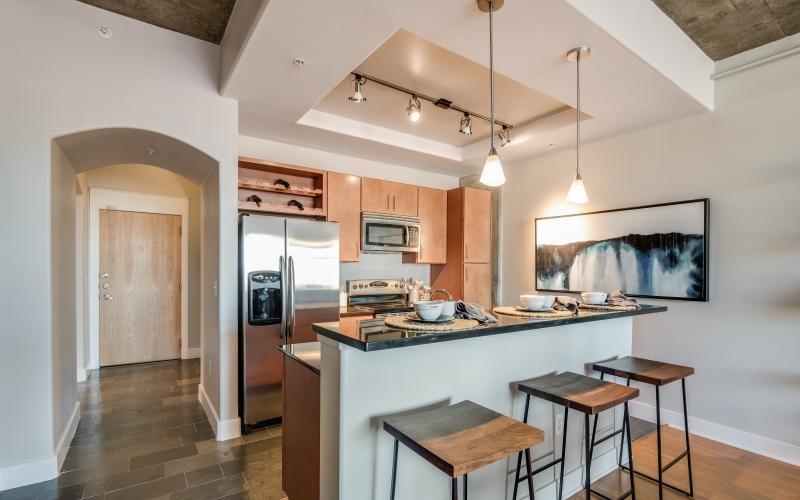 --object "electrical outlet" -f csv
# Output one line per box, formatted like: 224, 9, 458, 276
555, 413, 564, 434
